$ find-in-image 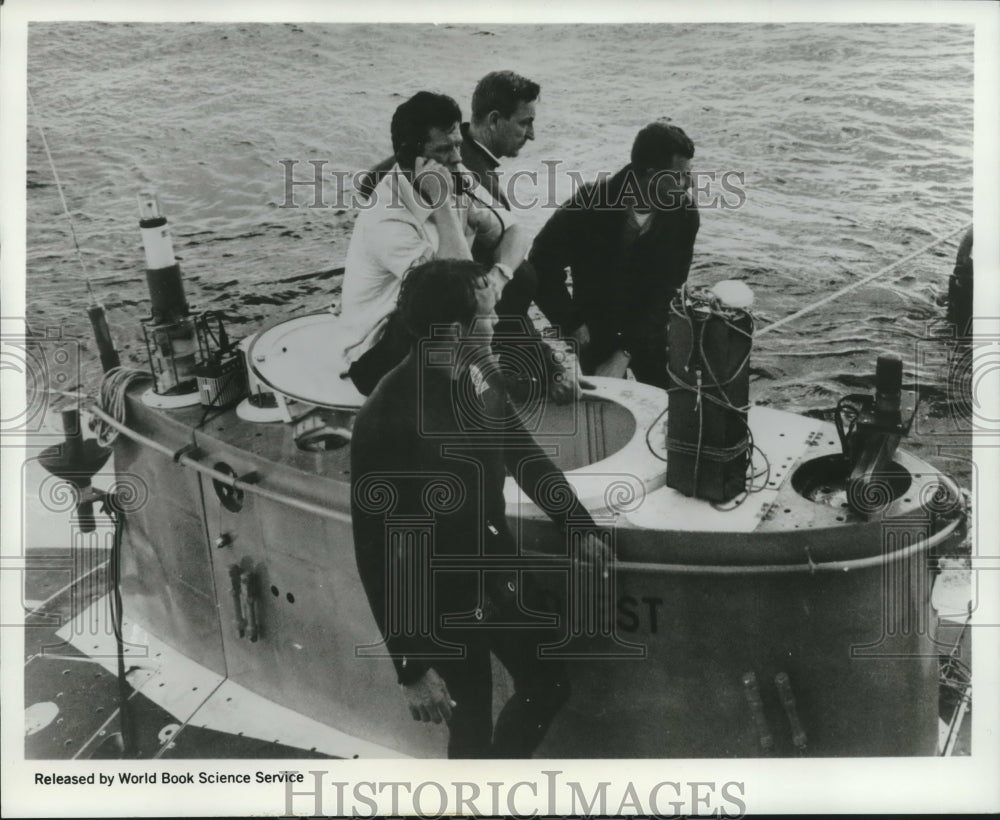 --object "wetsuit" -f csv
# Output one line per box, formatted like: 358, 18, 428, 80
350, 351, 594, 757
946, 227, 973, 334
